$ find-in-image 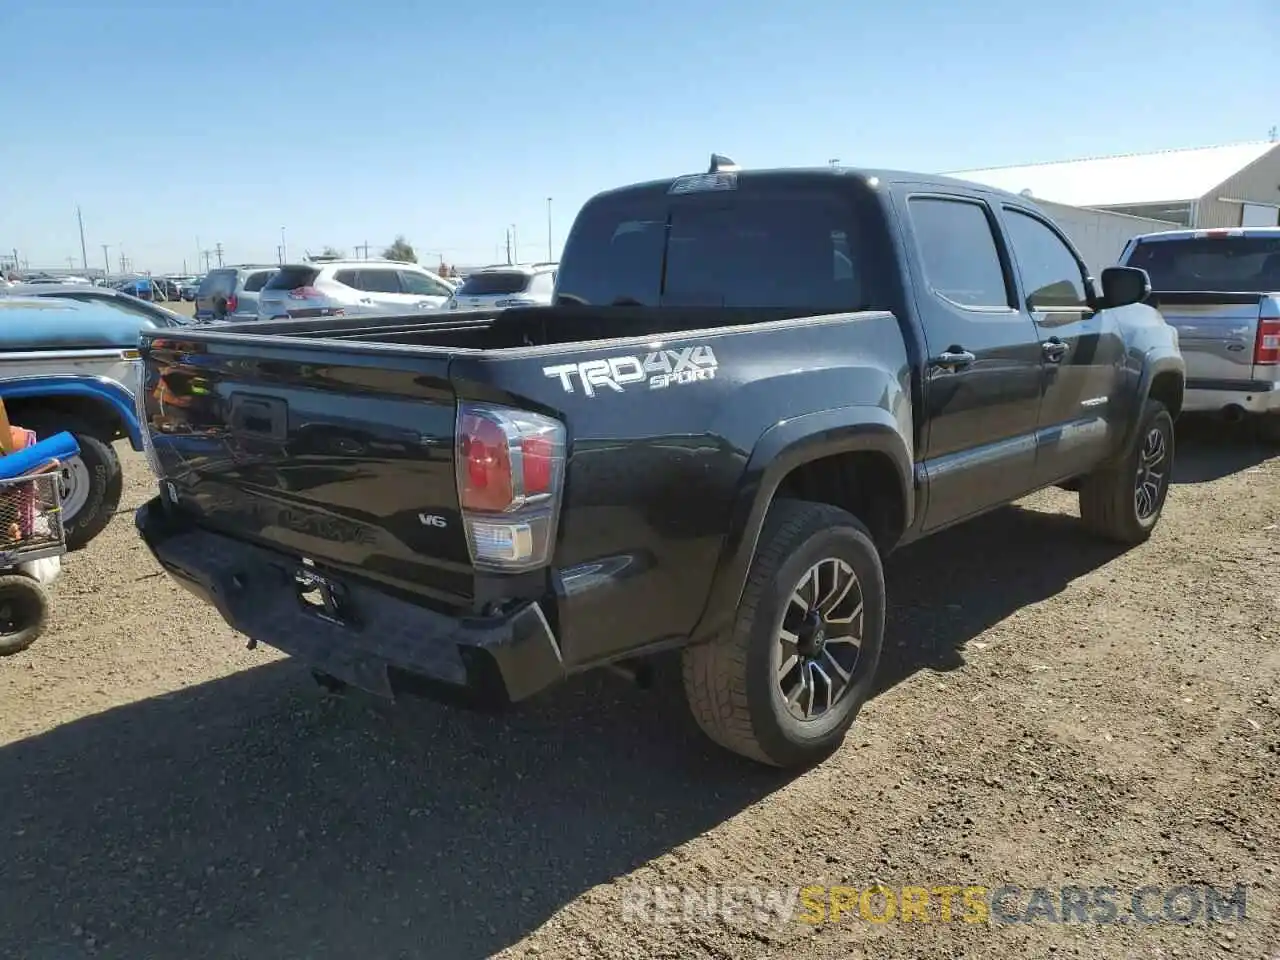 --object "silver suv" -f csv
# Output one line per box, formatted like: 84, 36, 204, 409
257, 259, 456, 319
194, 266, 278, 322
446, 263, 557, 313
